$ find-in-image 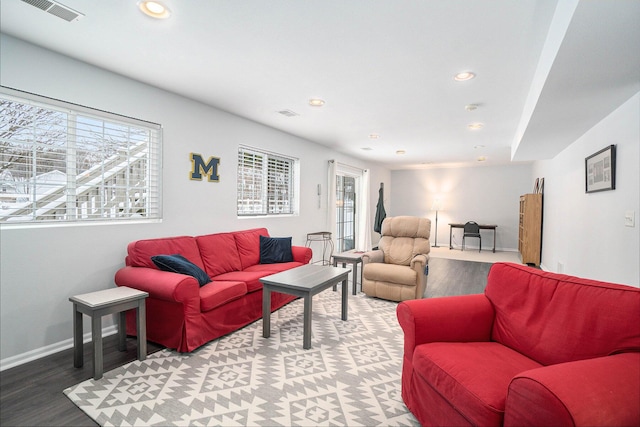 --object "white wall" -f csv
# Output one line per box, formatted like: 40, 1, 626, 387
390, 164, 533, 251
532, 92, 640, 287
3, 32, 635, 370
0, 35, 389, 367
